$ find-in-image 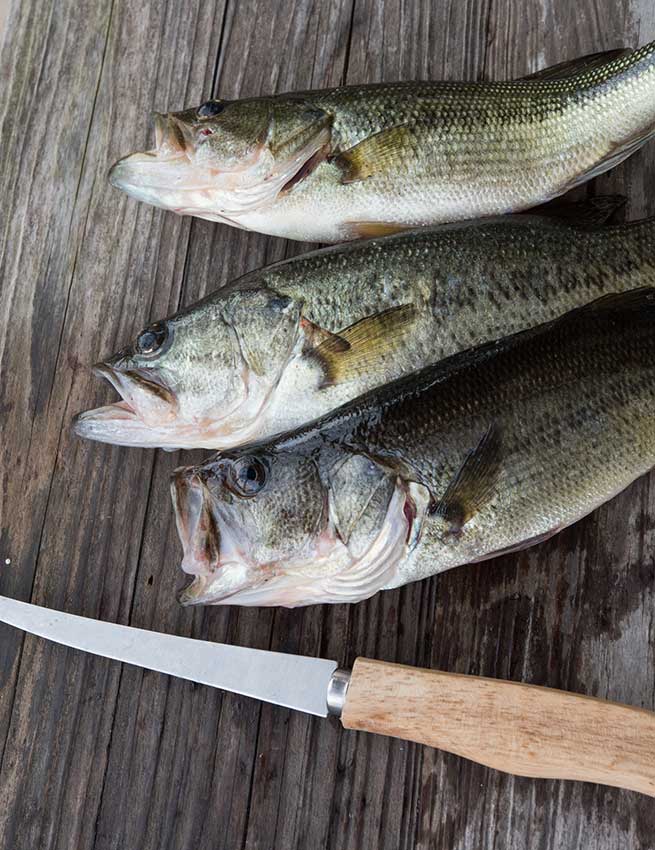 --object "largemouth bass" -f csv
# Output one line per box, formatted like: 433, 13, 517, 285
108, 44, 655, 242
74, 208, 655, 450
171, 289, 655, 607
